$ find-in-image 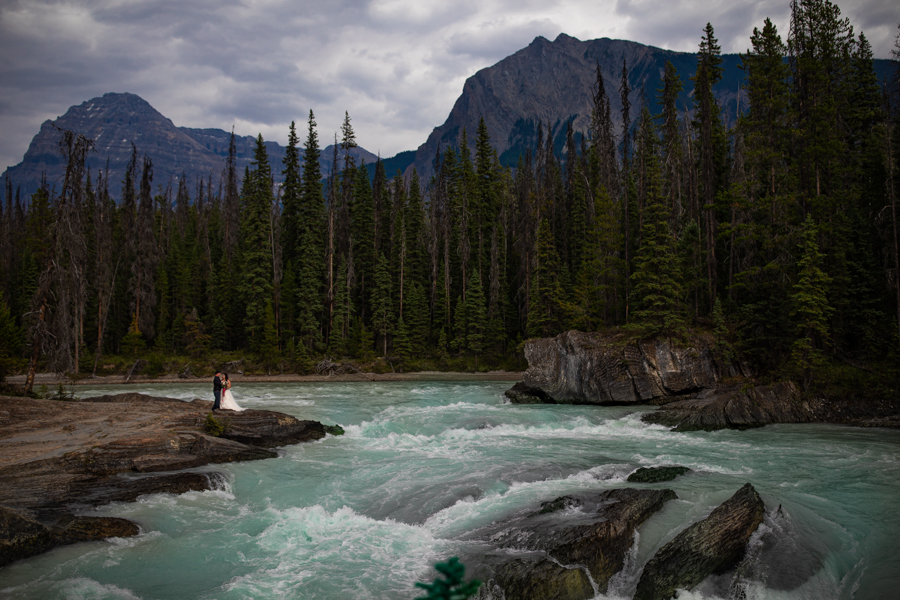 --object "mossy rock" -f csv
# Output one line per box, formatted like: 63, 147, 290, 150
627, 466, 691, 483
323, 424, 345, 436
